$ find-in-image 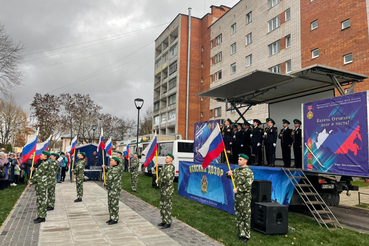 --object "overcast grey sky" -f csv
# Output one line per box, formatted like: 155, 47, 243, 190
0, 0, 239, 120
